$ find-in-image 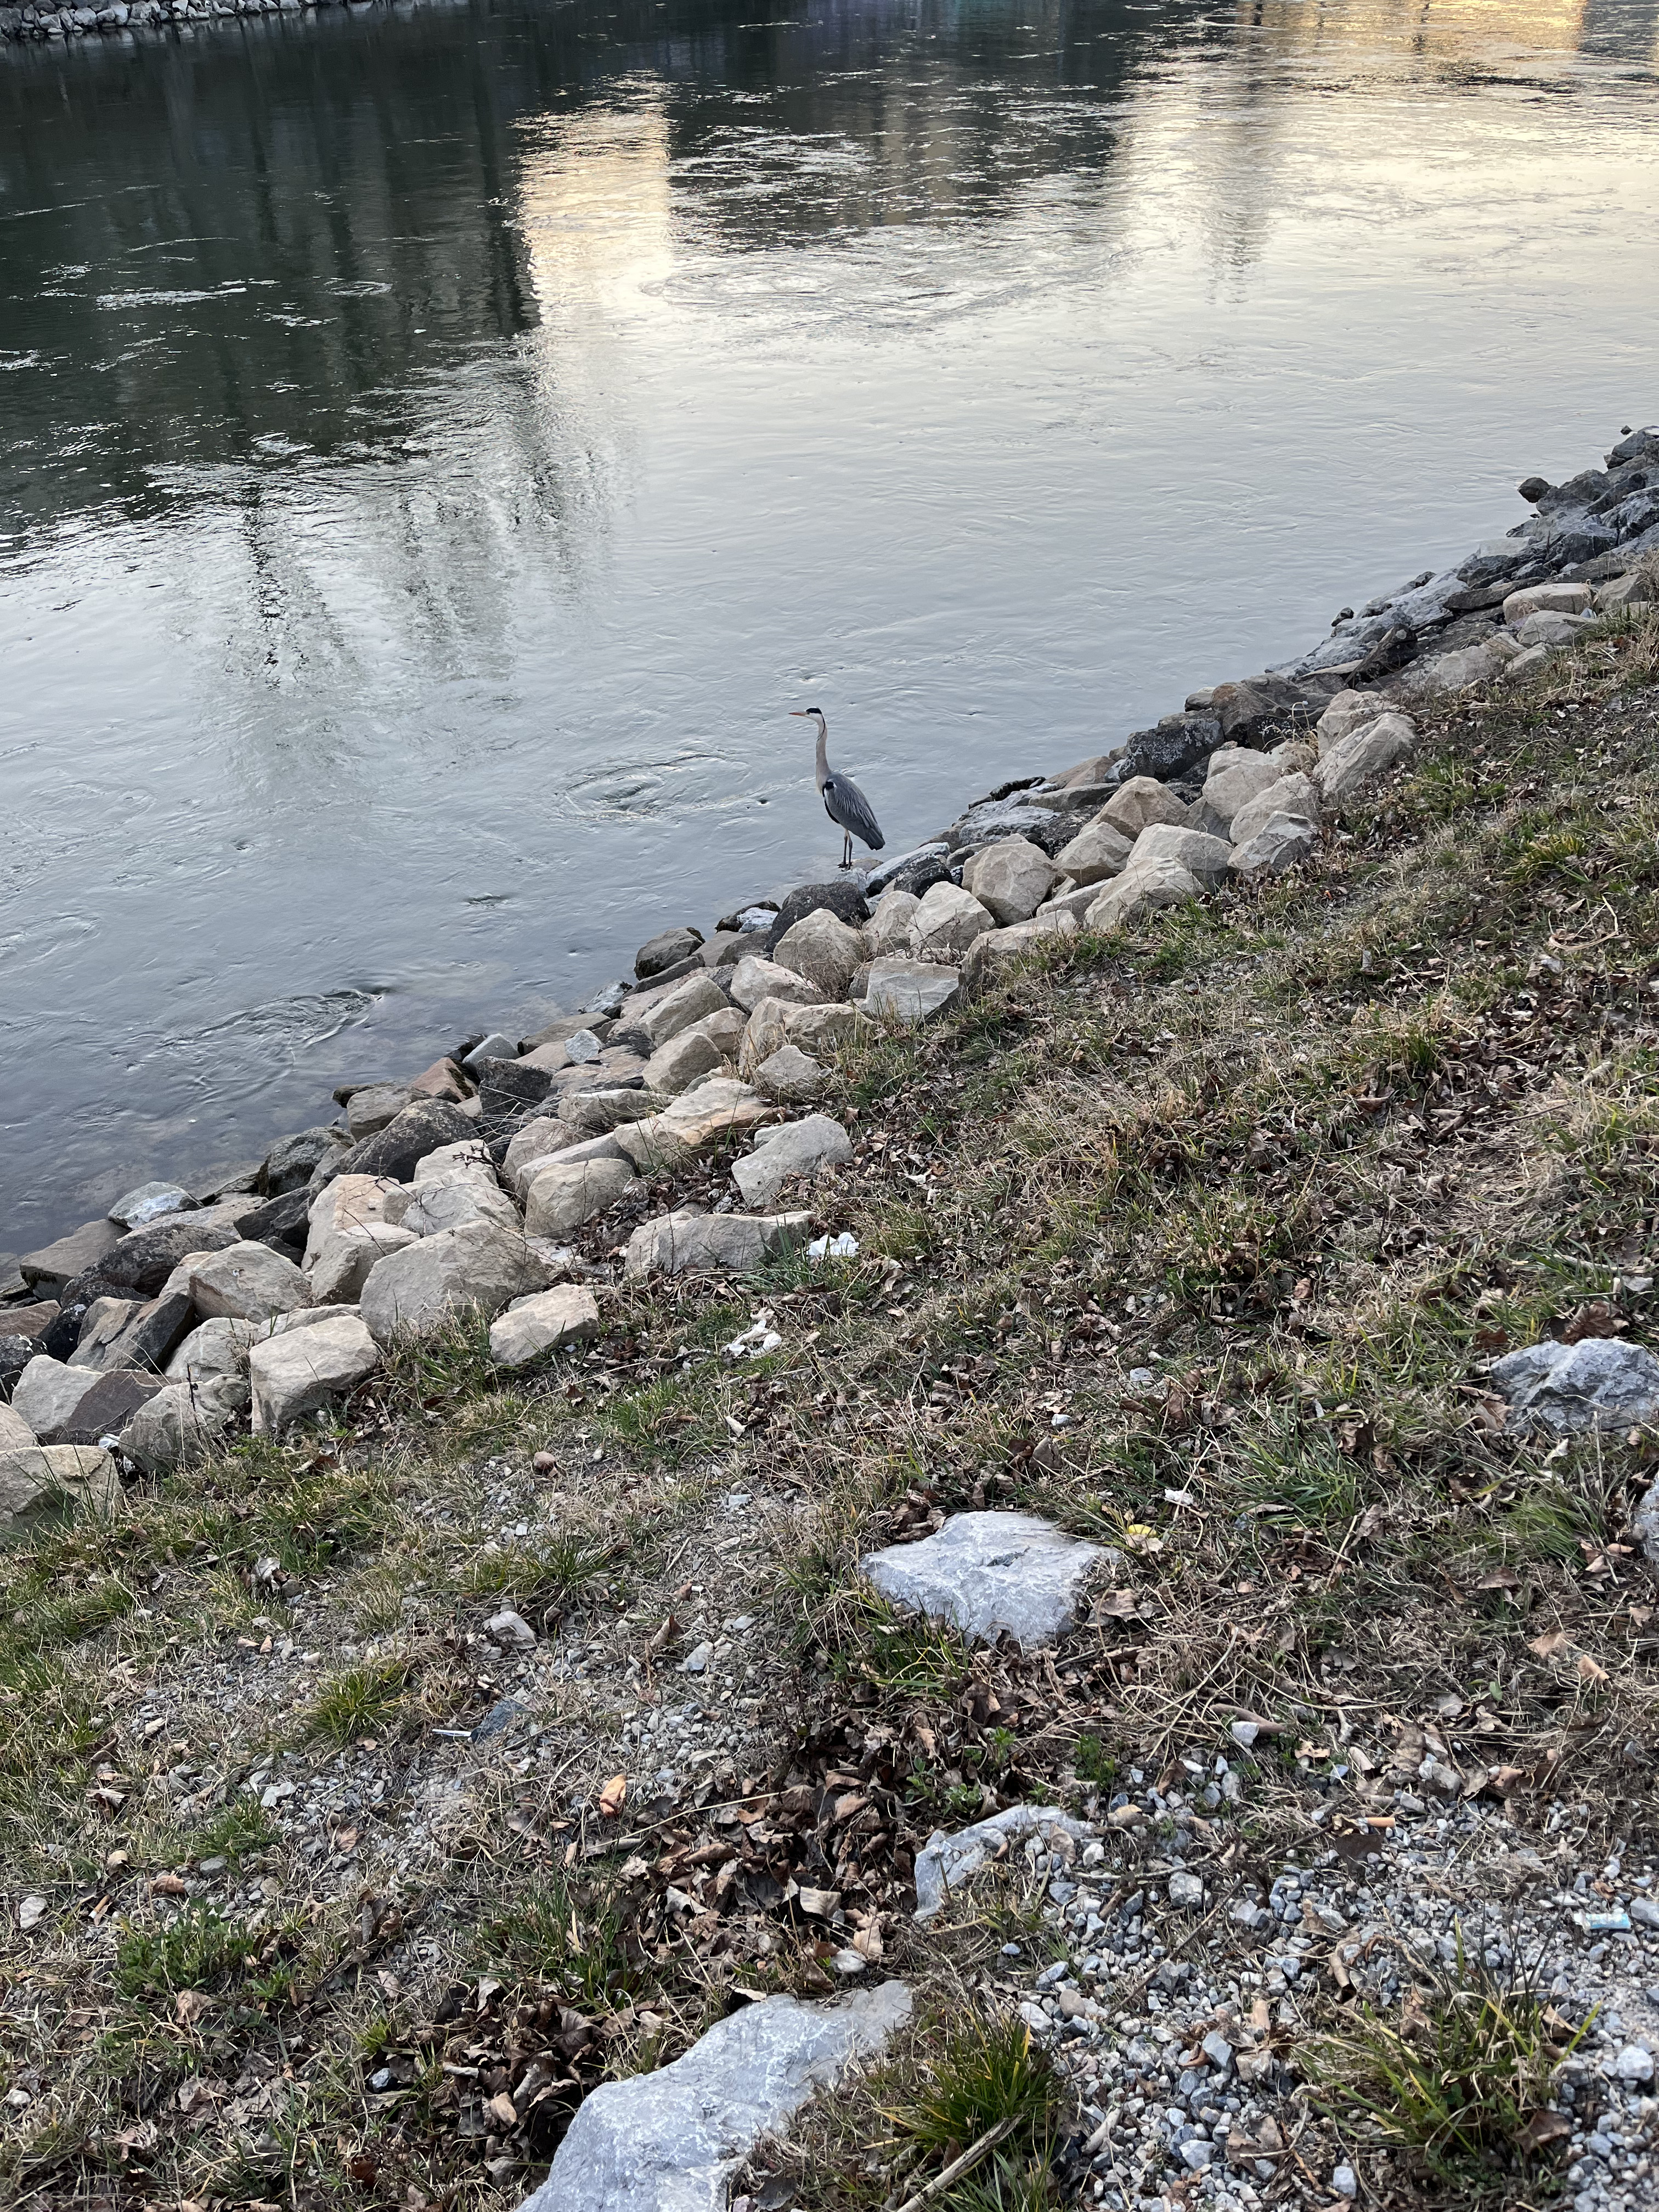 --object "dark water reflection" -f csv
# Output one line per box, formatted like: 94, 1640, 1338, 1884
2, 0, 1657, 1250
